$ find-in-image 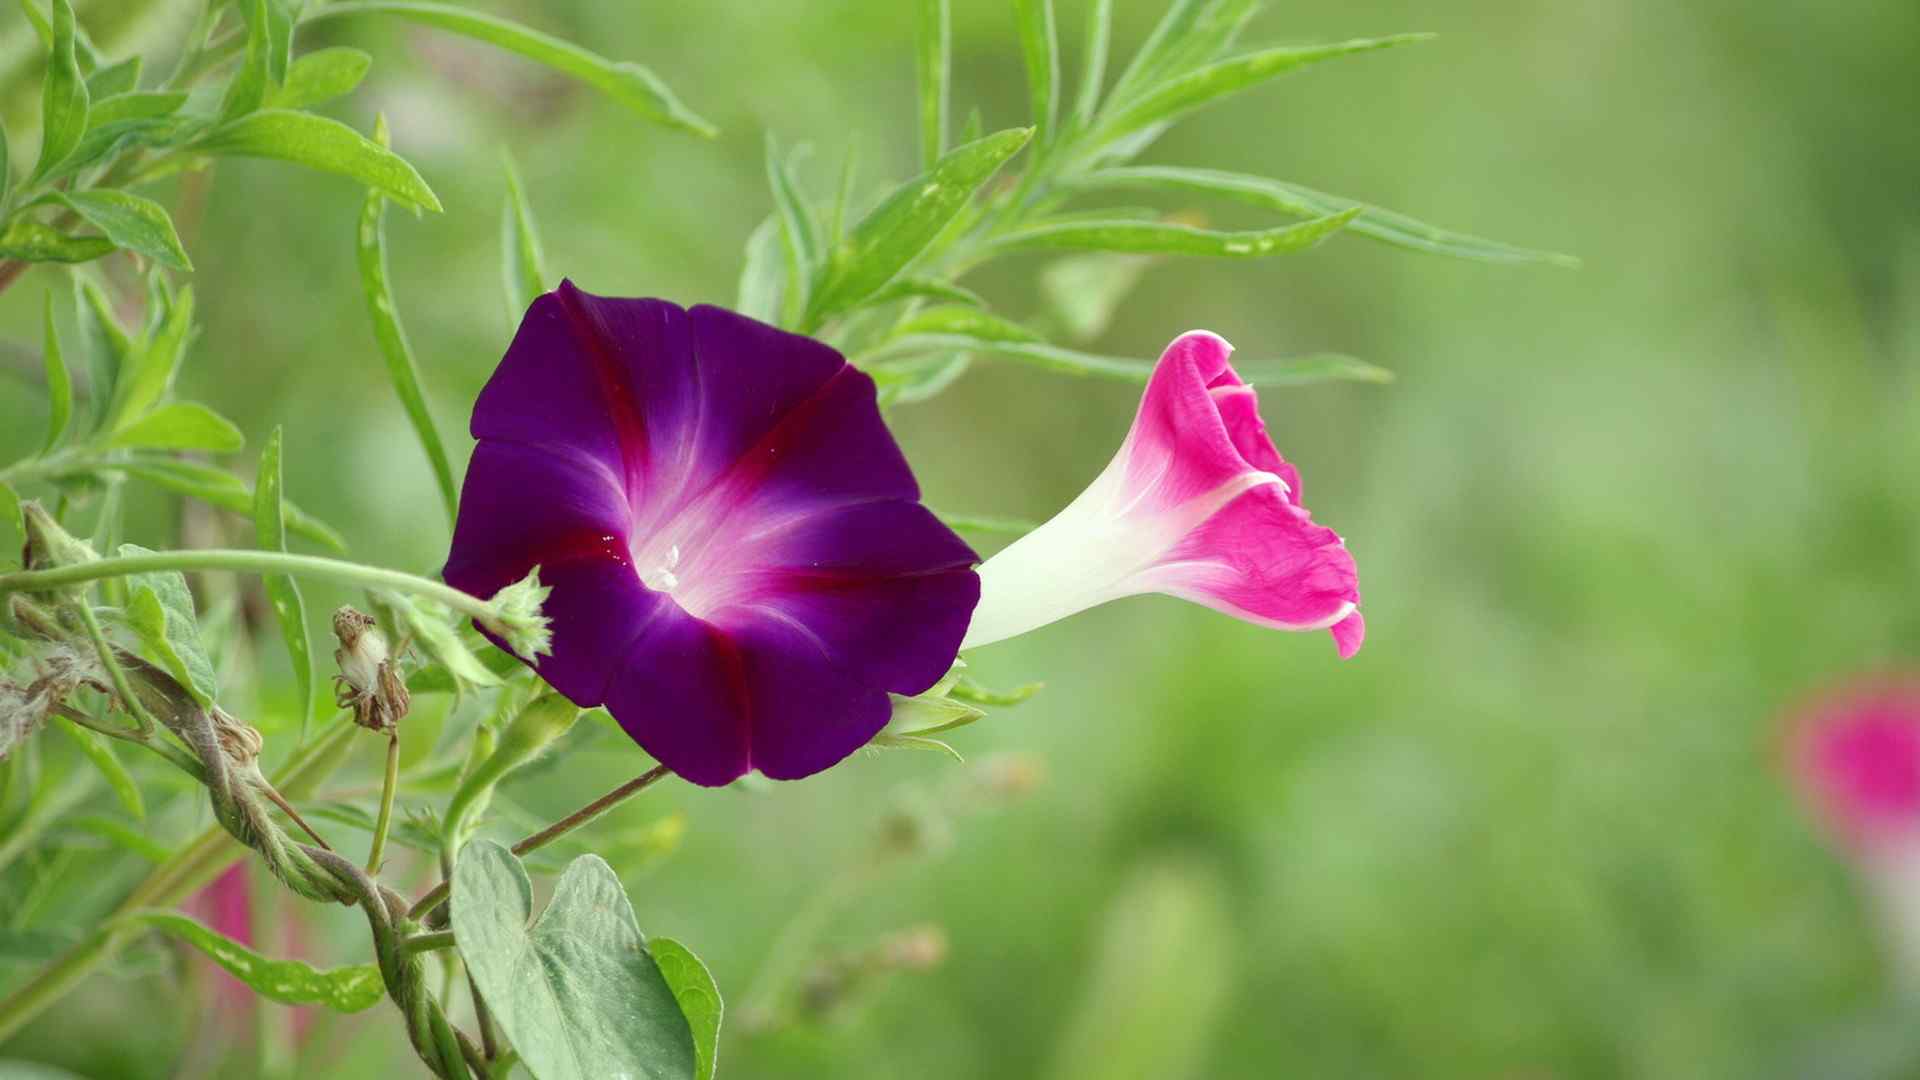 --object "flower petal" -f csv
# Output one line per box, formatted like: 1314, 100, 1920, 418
443, 440, 632, 597
1132, 481, 1358, 637
1122, 330, 1259, 511
1207, 370, 1303, 501
516, 557, 672, 706
603, 607, 751, 787
730, 617, 895, 782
